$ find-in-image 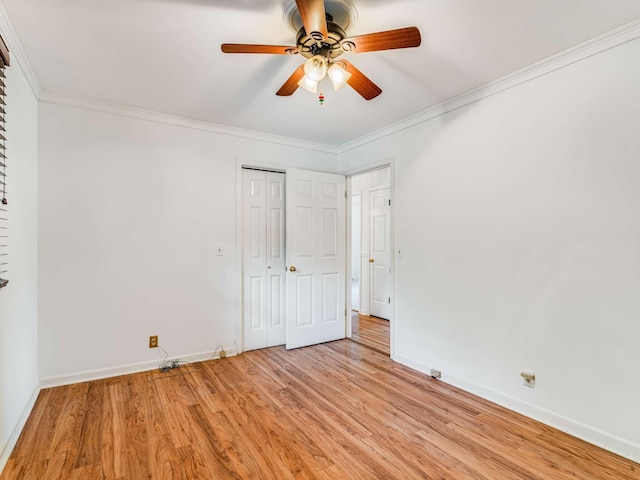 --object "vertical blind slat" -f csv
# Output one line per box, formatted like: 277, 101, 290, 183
0, 36, 8, 287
